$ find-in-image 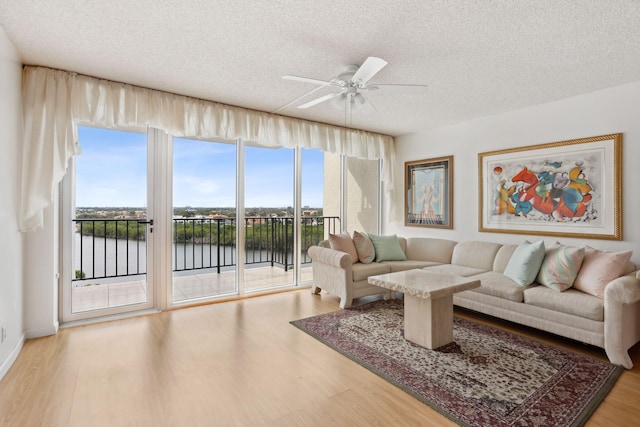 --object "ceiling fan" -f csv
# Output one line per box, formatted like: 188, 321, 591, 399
276, 56, 428, 124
